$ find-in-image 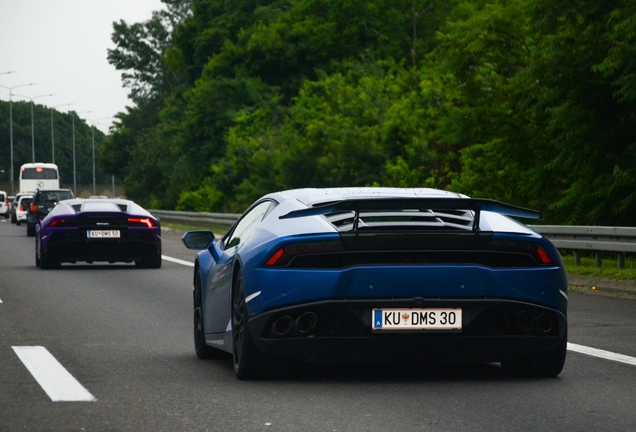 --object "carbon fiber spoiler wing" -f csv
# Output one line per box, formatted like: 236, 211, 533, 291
279, 198, 541, 232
